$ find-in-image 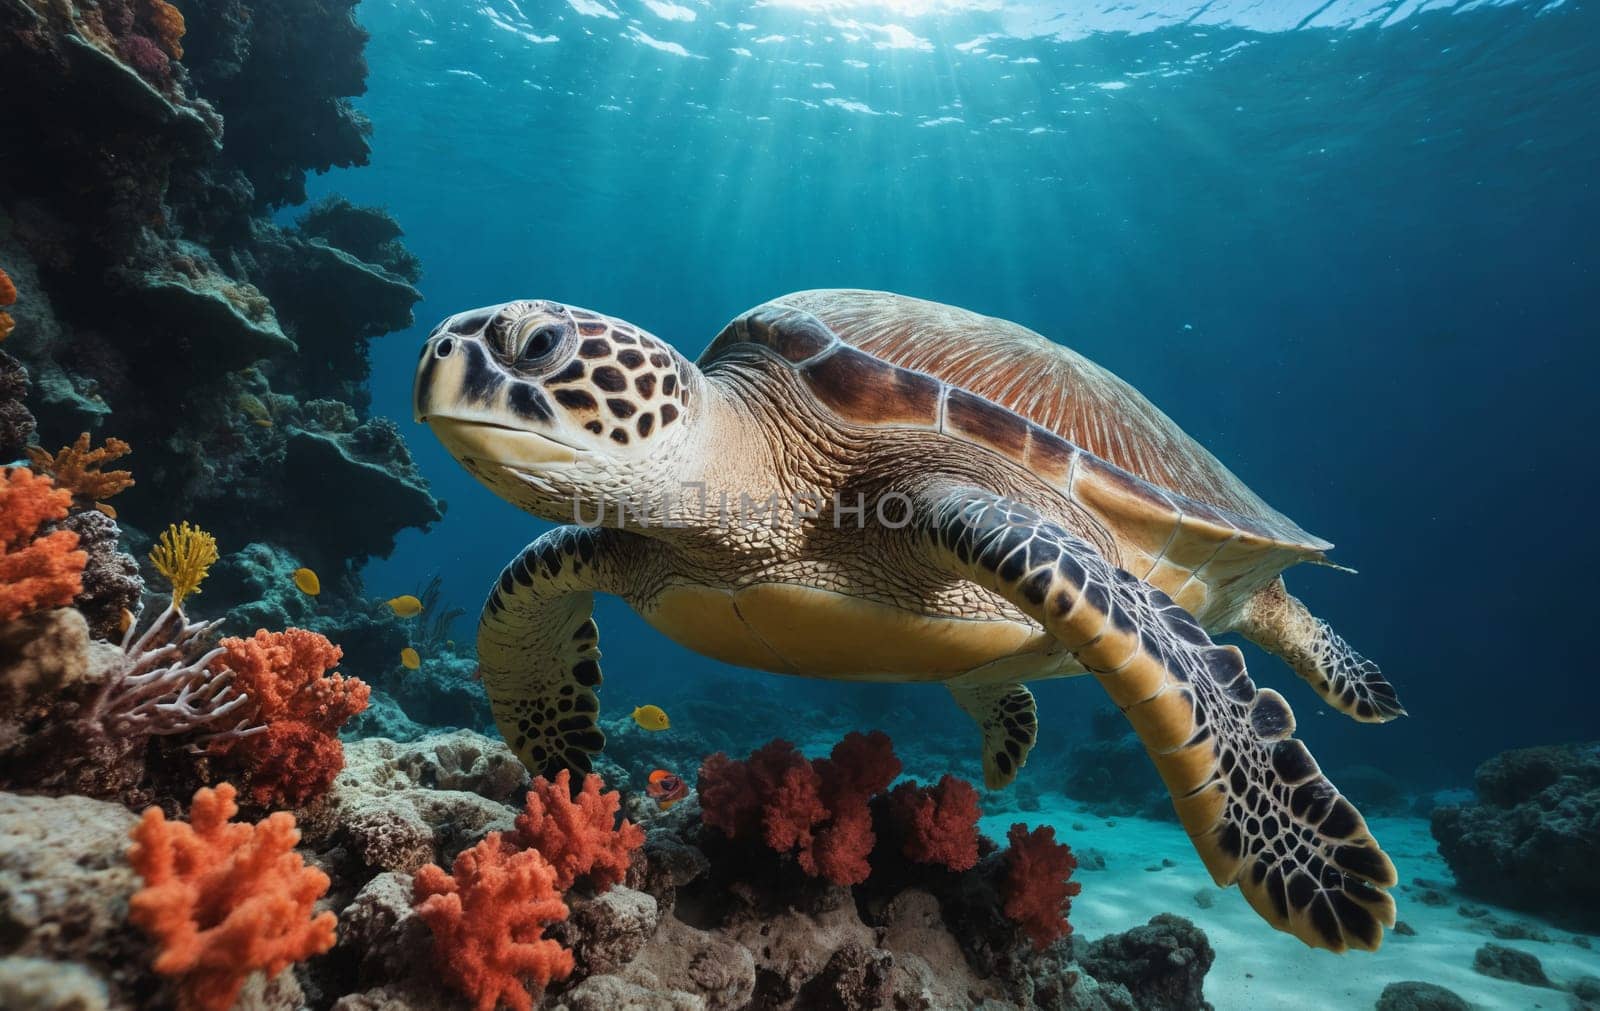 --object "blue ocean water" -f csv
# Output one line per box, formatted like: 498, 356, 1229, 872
311, 0, 1598, 793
